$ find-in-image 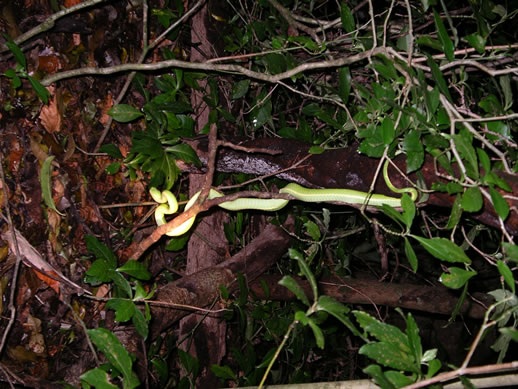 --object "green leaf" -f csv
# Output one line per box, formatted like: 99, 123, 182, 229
39, 155, 64, 216
360, 343, 417, 372
479, 95, 502, 114
422, 348, 438, 363
424, 86, 440, 119
133, 281, 148, 300
363, 365, 396, 389
28, 76, 50, 104
85, 258, 114, 284
465, 33, 486, 54
109, 270, 133, 299
132, 307, 149, 339
87, 328, 140, 389
461, 186, 483, 212
304, 220, 321, 241
99, 144, 123, 159
416, 36, 443, 51
489, 186, 509, 220
80, 367, 119, 389
309, 146, 325, 154
106, 298, 136, 322
250, 95, 272, 129
354, 311, 409, 348
307, 317, 325, 349
262, 53, 287, 75
105, 162, 121, 175
497, 260, 515, 294
411, 236, 471, 264
426, 358, 441, 378
502, 243, 518, 263
439, 267, 477, 289
421, 0, 436, 12
231, 79, 250, 99
499, 75, 513, 111
316, 296, 350, 317
117, 261, 151, 281
210, 364, 237, 380
4, 68, 17, 79
279, 275, 310, 306
317, 296, 361, 338
401, 194, 416, 229
237, 273, 248, 307
485, 171, 512, 192
178, 349, 199, 376
128, 131, 180, 189
85, 235, 117, 268
381, 117, 395, 145
165, 234, 190, 252
379, 203, 406, 226
404, 238, 418, 272
338, 66, 352, 104
403, 130, 424, 173
385, 371, 415, 387
108, 104, 144, 122
131, 72, 150, 101
426, 56, 452, 102
477, 148, 491, 173
405, 313, 422, 371
340, 2, 355, 33
4, 34, 26, 68
288, 36, 320, 52
453, 132, 478, 179
8, 73, 22, 88
499, 328, 518, 343
433, 8, 454, 61
290, 249, 318, 301
445, 194, 463, 229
